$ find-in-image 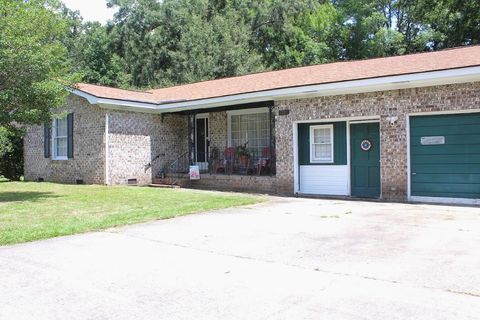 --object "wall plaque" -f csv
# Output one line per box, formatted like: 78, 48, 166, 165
421, 136, 445, 145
